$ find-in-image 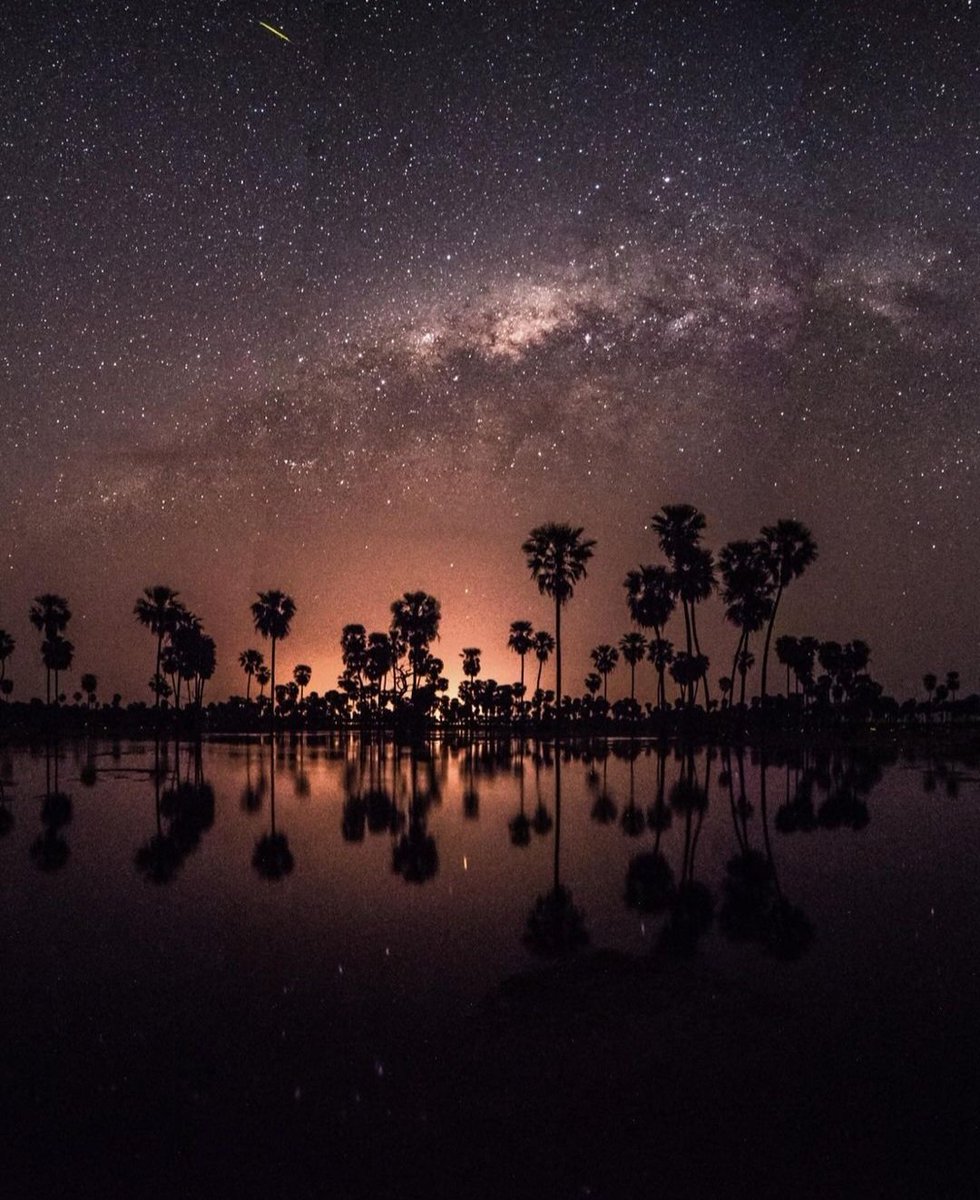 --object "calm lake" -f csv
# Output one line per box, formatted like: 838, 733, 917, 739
1, 736, 977, 1199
